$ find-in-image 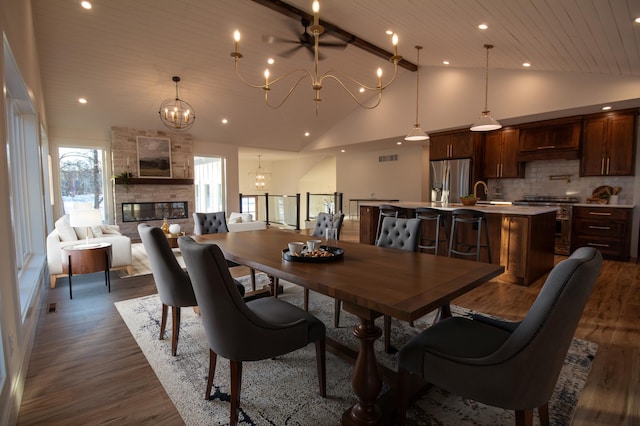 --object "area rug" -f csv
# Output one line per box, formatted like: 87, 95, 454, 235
115, 274, 597, 425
